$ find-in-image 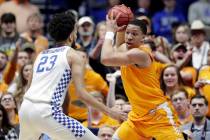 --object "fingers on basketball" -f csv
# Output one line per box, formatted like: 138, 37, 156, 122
108, 4, 134, 26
